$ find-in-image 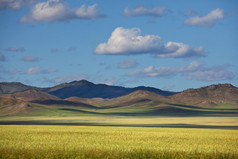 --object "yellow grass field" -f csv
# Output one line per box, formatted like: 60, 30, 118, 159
1, 123, 238, 159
